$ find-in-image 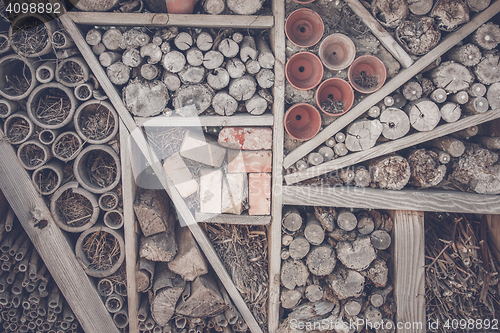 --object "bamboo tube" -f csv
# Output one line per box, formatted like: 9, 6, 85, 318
0, 228, 20, 253
11, 275, 23, 294
11, 293, 21, 308
25, 279, 37, 292
0, 99, 18, 119
3, 112, 35, 145
114, 281, 127, 297
97, 278, 114, 297
28, 249, 39, 281
0, 33, 11, 54
0, 290, 11, 305
38, 129, 60, 145
137, 294, 149, 322
55, 57, 90, 87
28, 290, 40, 305
6, 268, 16, 283
18, 249, 30, 272
5, 207, 14, 232
52, 31, 74, 49
62, 303, 75, 322
37, 297, 47, 316
145, 315, 155, 330
74, 83, 93, 101
0, 272, 7, 292
0, 55, 39, 100
105, 293, 124, 313
12, 235, 29, 258
21, 270, 29, 288
103, 209, 124, 229
1, 257, 14, 271
176, 316, 187, 329
74, 100, 119, 145
35, 61, 56, 84
32, 160, 64, 196
61, 320, 71, 330
113, 306, 129, 328
17, 139, 52, 170
51, 131, 83, 162
98, 192, 119, 211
